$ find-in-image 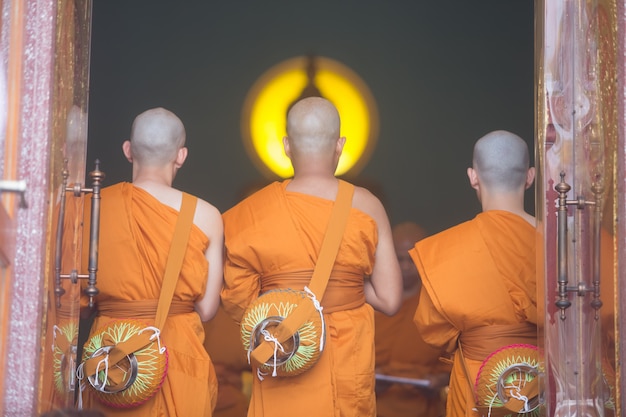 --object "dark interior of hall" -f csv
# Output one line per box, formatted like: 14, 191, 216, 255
86, 1, 535, 235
